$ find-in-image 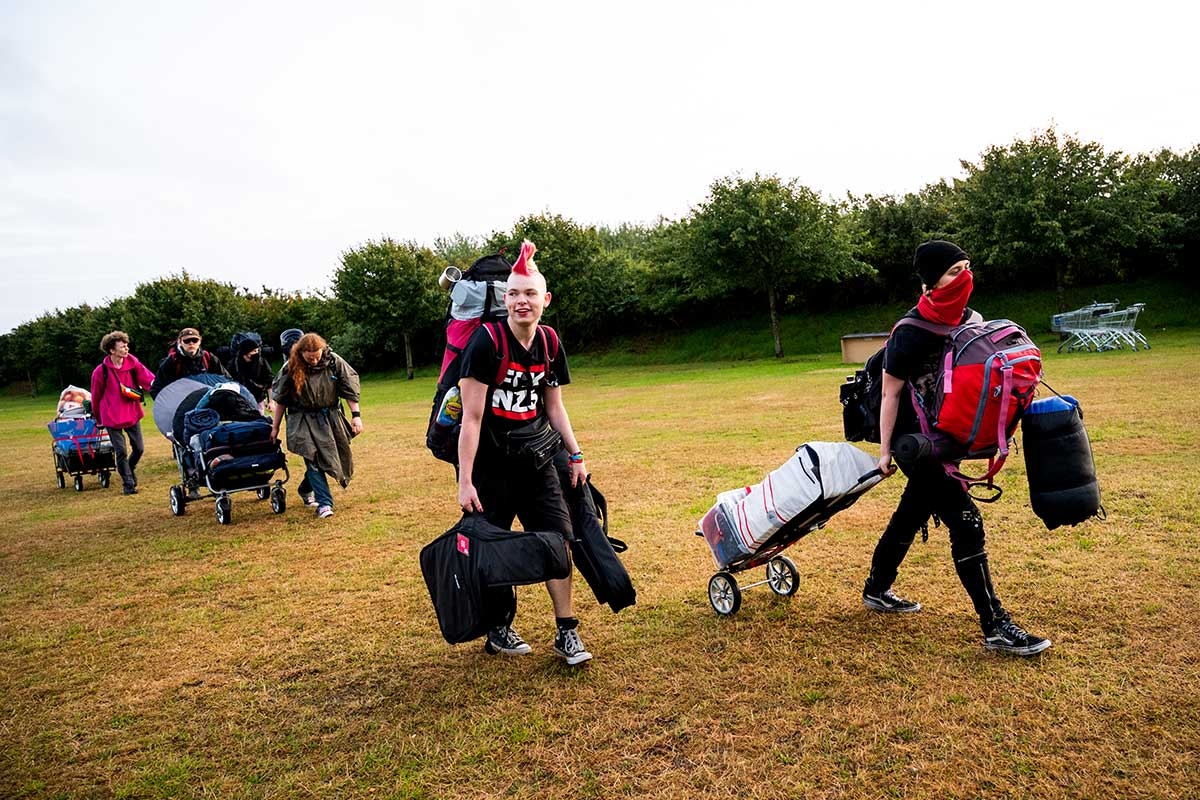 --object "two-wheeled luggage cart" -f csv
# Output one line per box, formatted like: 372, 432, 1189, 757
696, 442, 885, 616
